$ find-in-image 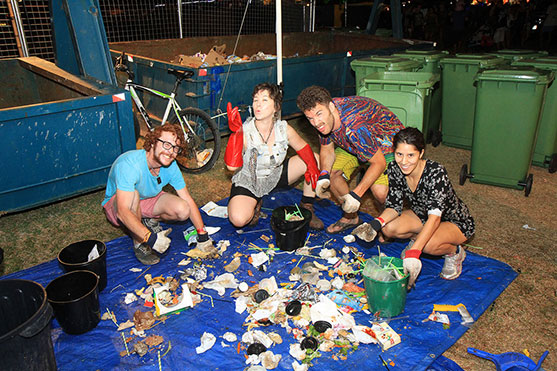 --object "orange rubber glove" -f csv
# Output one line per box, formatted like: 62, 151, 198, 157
224, 102, 244, 168
296, 144, 319, 189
